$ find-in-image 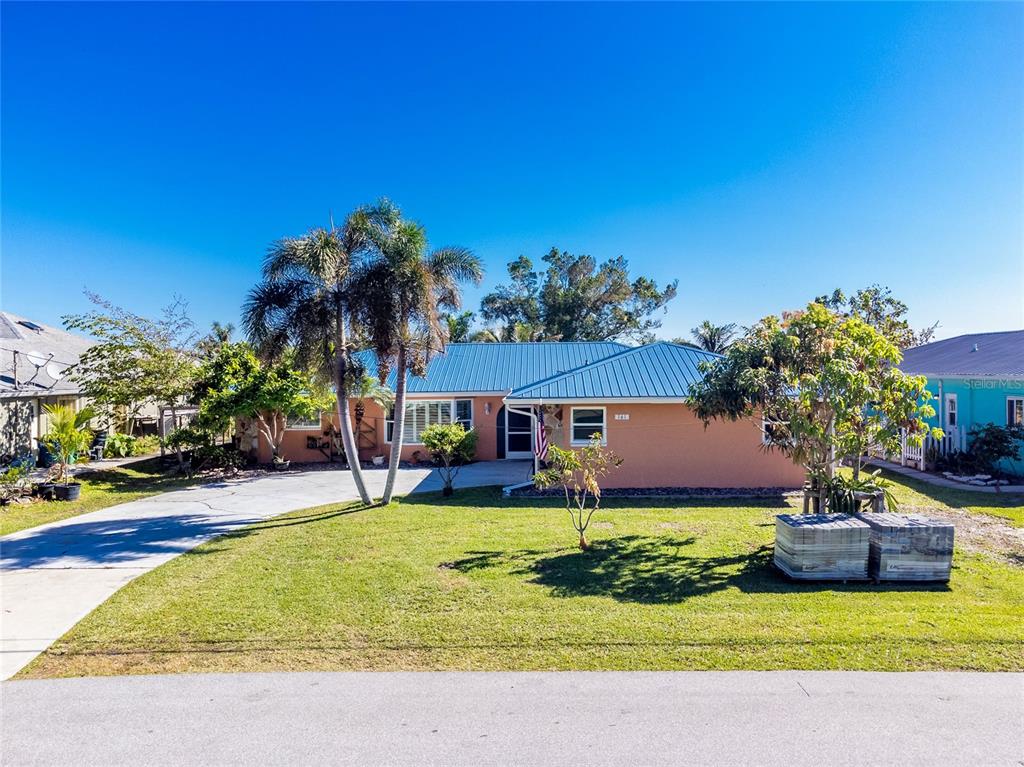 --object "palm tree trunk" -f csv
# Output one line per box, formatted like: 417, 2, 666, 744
381, 344, 407, 504
335, 308, 372, 505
